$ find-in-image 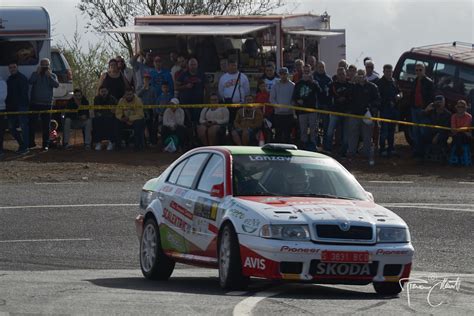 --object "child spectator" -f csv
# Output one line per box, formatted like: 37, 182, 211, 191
256, 80, 273, 142
162, 98, 186, 152
49, 120, 61, 148
449, 100, 472, 165
231, 95, 263, 145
